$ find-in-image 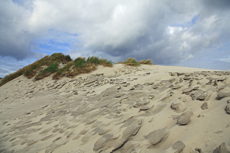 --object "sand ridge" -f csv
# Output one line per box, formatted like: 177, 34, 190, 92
0, 64, 230, 153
